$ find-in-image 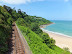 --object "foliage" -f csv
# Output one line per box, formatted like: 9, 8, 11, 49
0, 25, 10, 54
16, 22, 71, 54
16, 18, 27, 26
7, 17, 13, 26
17, 25, 57, 54
0, 5, 71, 54
0, 5, 13, 54
40, 33, 55, 48
63, 47, 69, 52
30, 23, 43, 34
